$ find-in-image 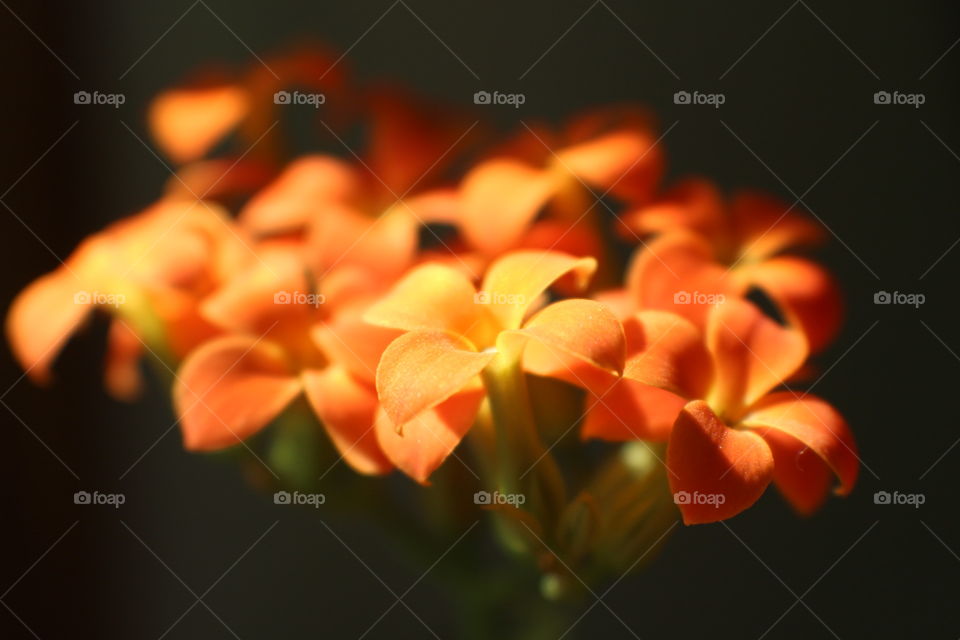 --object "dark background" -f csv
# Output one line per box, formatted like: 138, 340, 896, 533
2, 1, 958, 637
